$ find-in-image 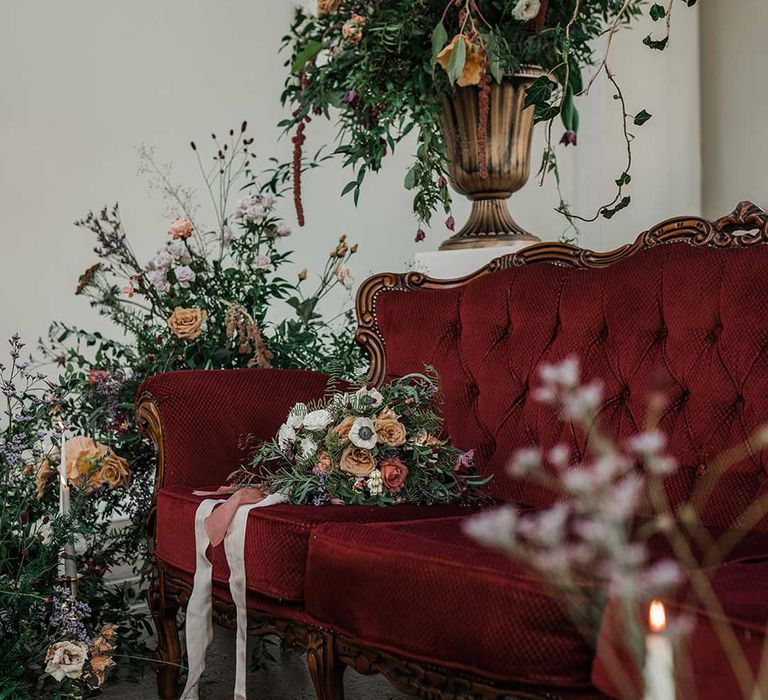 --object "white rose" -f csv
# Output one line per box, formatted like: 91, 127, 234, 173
303, 409, 334, 432
145, 269, 169, 293
258, 194, 276, 210
174, 265, 196, 288
277, 423, 297, 449
286, 403, 308, 429
512, 0, 541, 21
167, 241, 192, 264
45, 641, 88, 682
349, 417, 377, 449
354, 386, 383, 409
